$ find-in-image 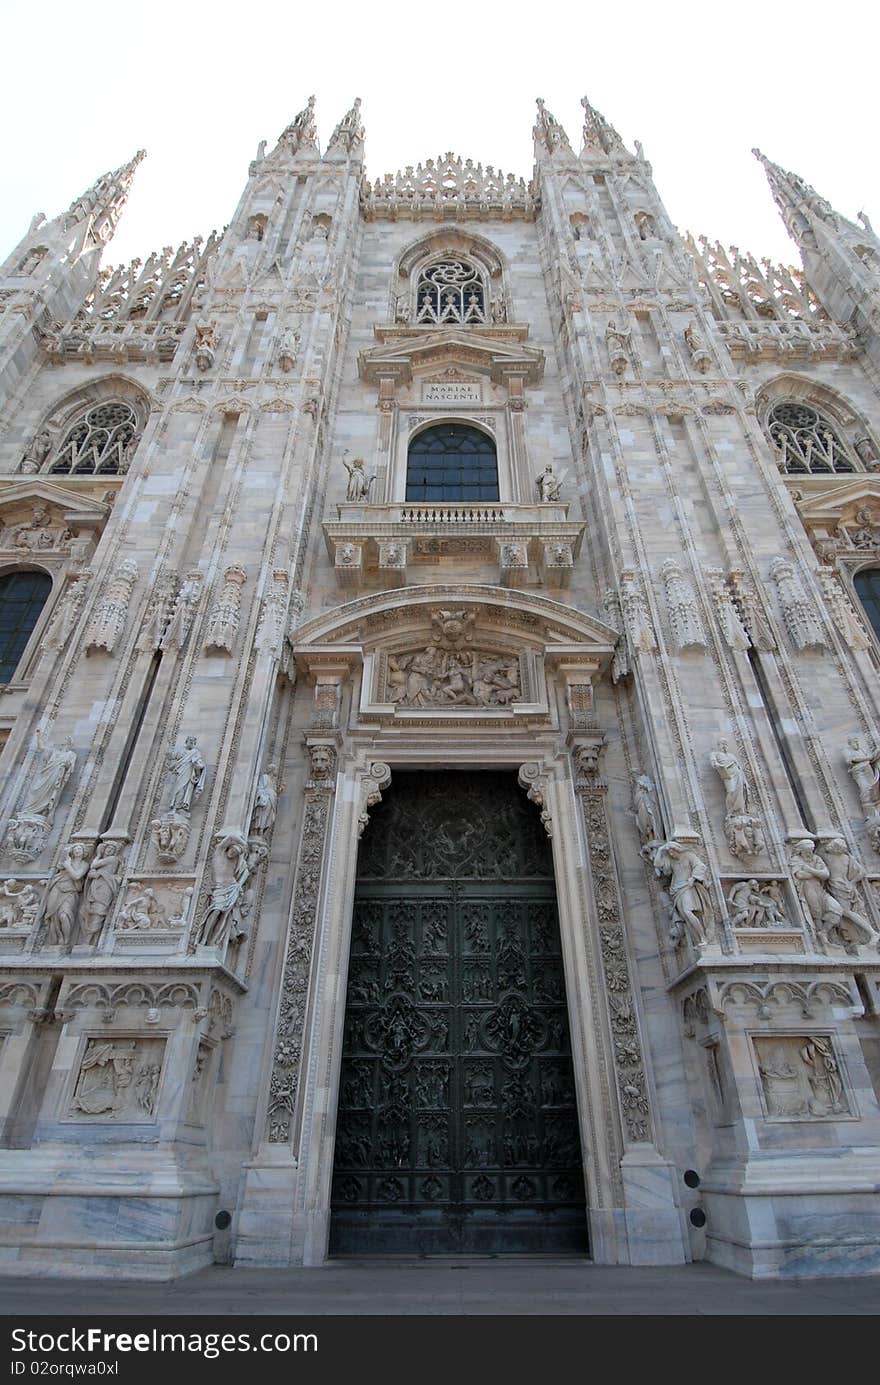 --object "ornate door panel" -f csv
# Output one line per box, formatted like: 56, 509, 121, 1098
329, 772, 588, 1255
